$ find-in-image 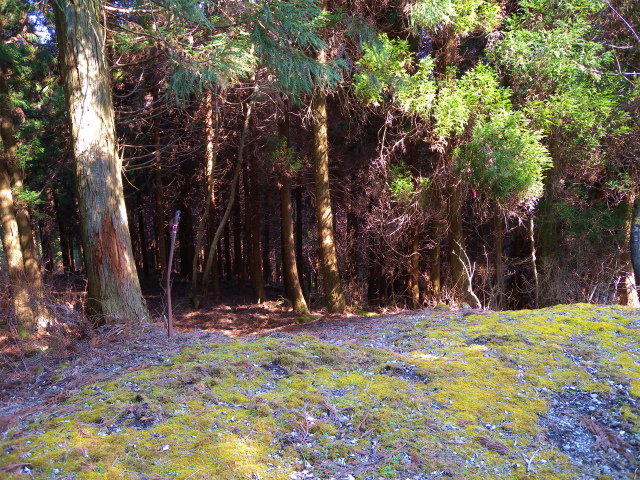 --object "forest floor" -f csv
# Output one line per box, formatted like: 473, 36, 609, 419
0, 279, 639, 479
